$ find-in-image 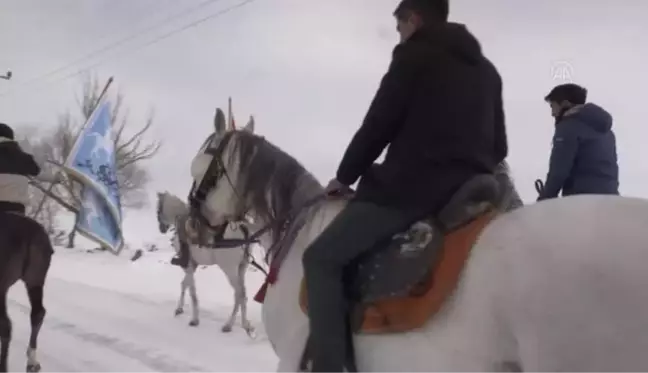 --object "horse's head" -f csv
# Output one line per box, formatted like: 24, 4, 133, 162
156, 191, 189, 234
189, 107, 255, 228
